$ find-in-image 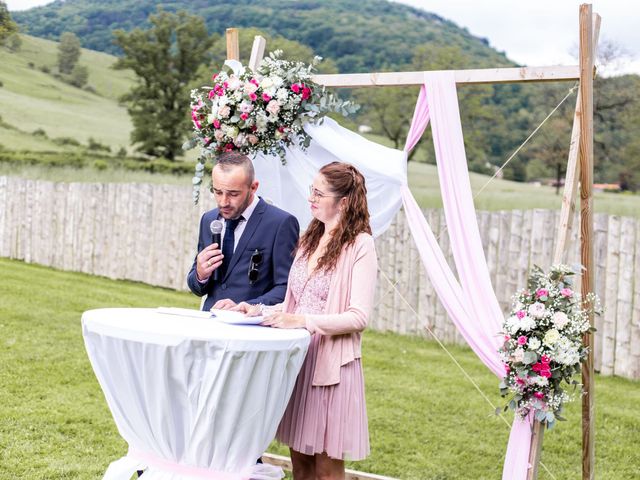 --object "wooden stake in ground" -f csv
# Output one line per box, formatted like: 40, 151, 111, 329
578, 4, 596, 480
